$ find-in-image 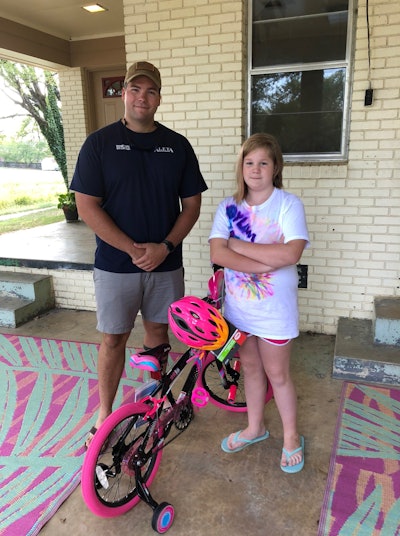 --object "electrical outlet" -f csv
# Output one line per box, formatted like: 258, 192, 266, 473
297, 264, 308, 288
